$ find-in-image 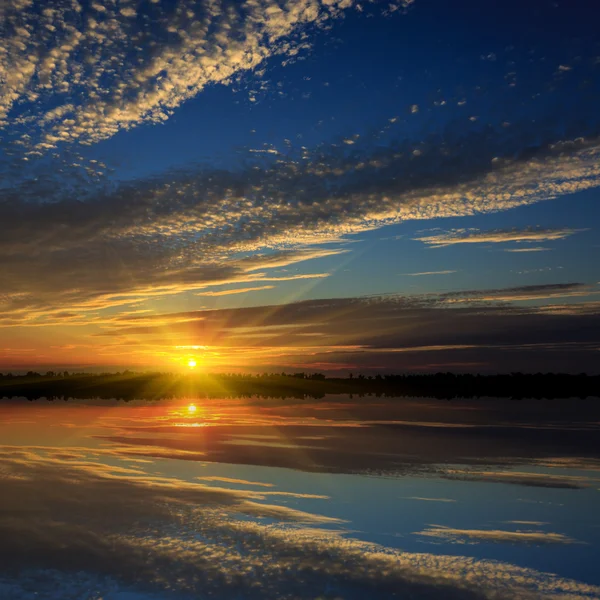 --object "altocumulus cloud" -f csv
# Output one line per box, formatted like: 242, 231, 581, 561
0, 445, 598, 599
1, 0, 600, 332
1, 0, 412, 149
2, 125, 600, 325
